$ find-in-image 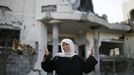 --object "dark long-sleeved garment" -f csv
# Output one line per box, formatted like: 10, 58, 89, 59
41, 55, 98, 75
